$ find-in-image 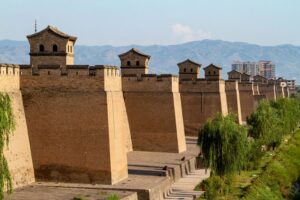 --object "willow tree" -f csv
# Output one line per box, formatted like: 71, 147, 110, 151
271, 98, 300, 135
0, 93, 15, 199
247, 100, 282, 149
198, 113, 249, 177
